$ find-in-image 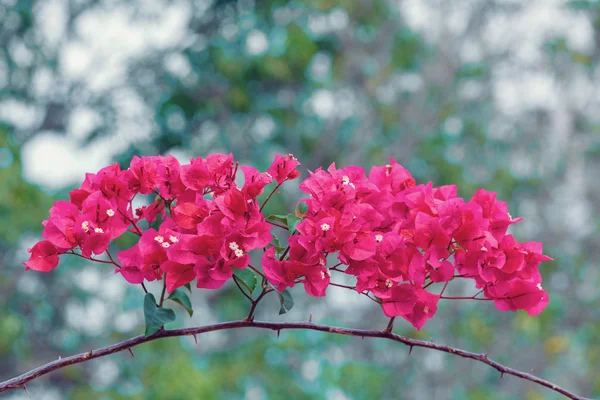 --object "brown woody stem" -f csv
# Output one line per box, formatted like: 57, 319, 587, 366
0, 320, 590, 399
259, 182, 284, 212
